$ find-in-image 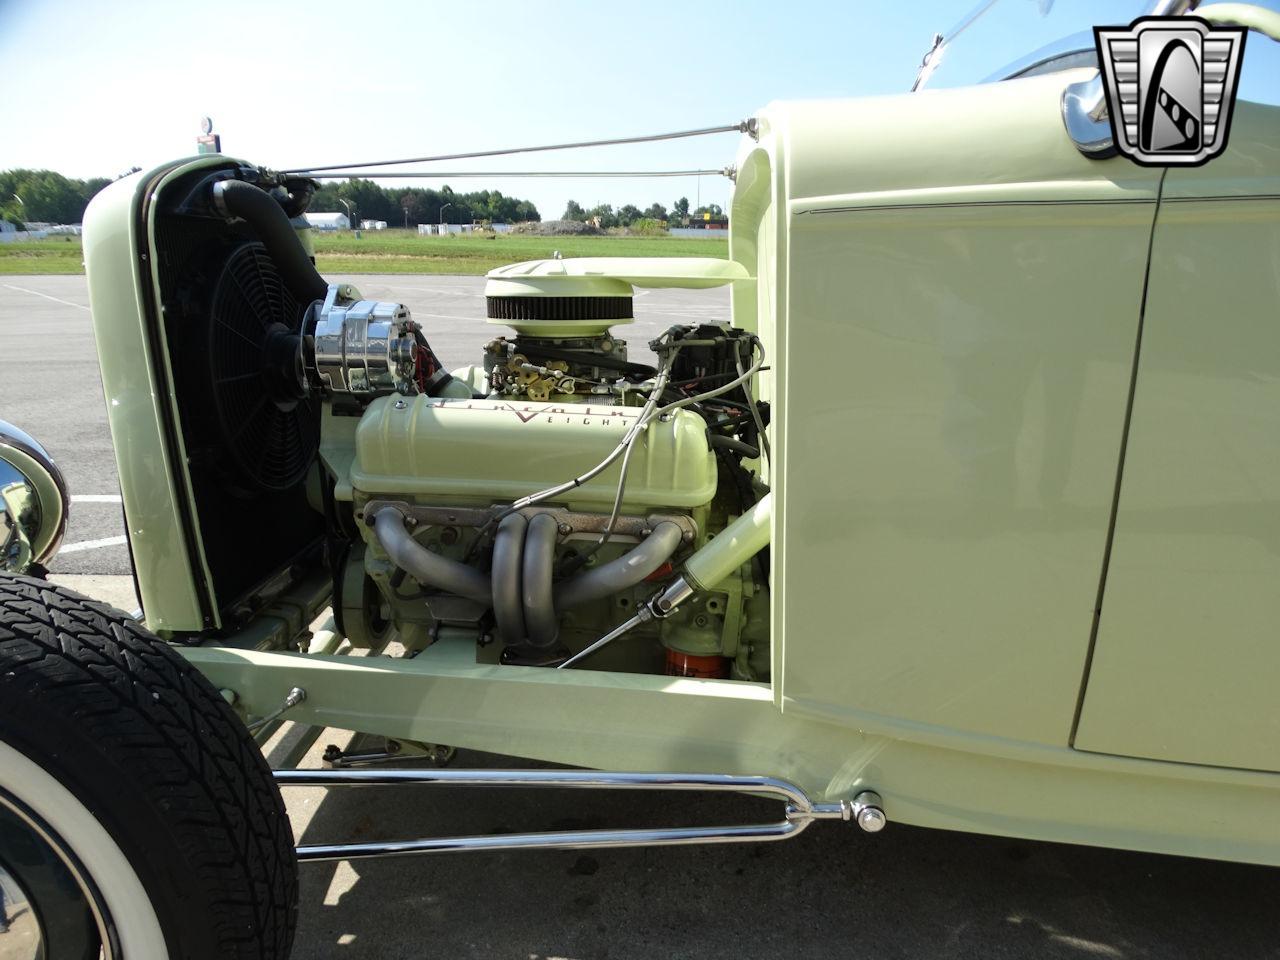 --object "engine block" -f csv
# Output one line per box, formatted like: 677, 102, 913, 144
351, 396, 717, 511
